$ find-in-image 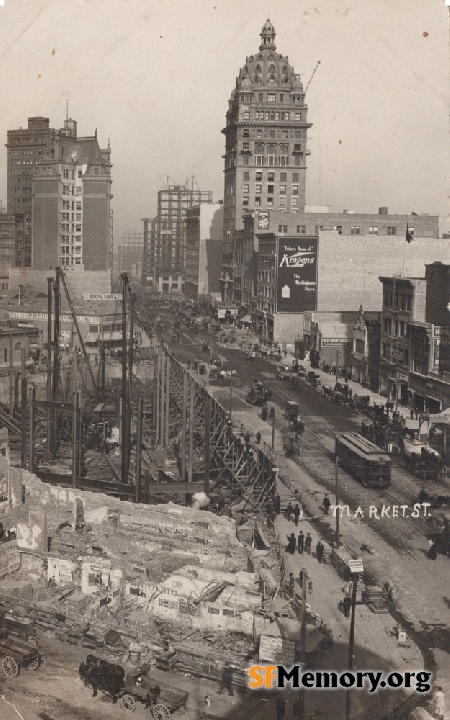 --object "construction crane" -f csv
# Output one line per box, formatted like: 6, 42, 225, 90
306, 60, 321, 92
